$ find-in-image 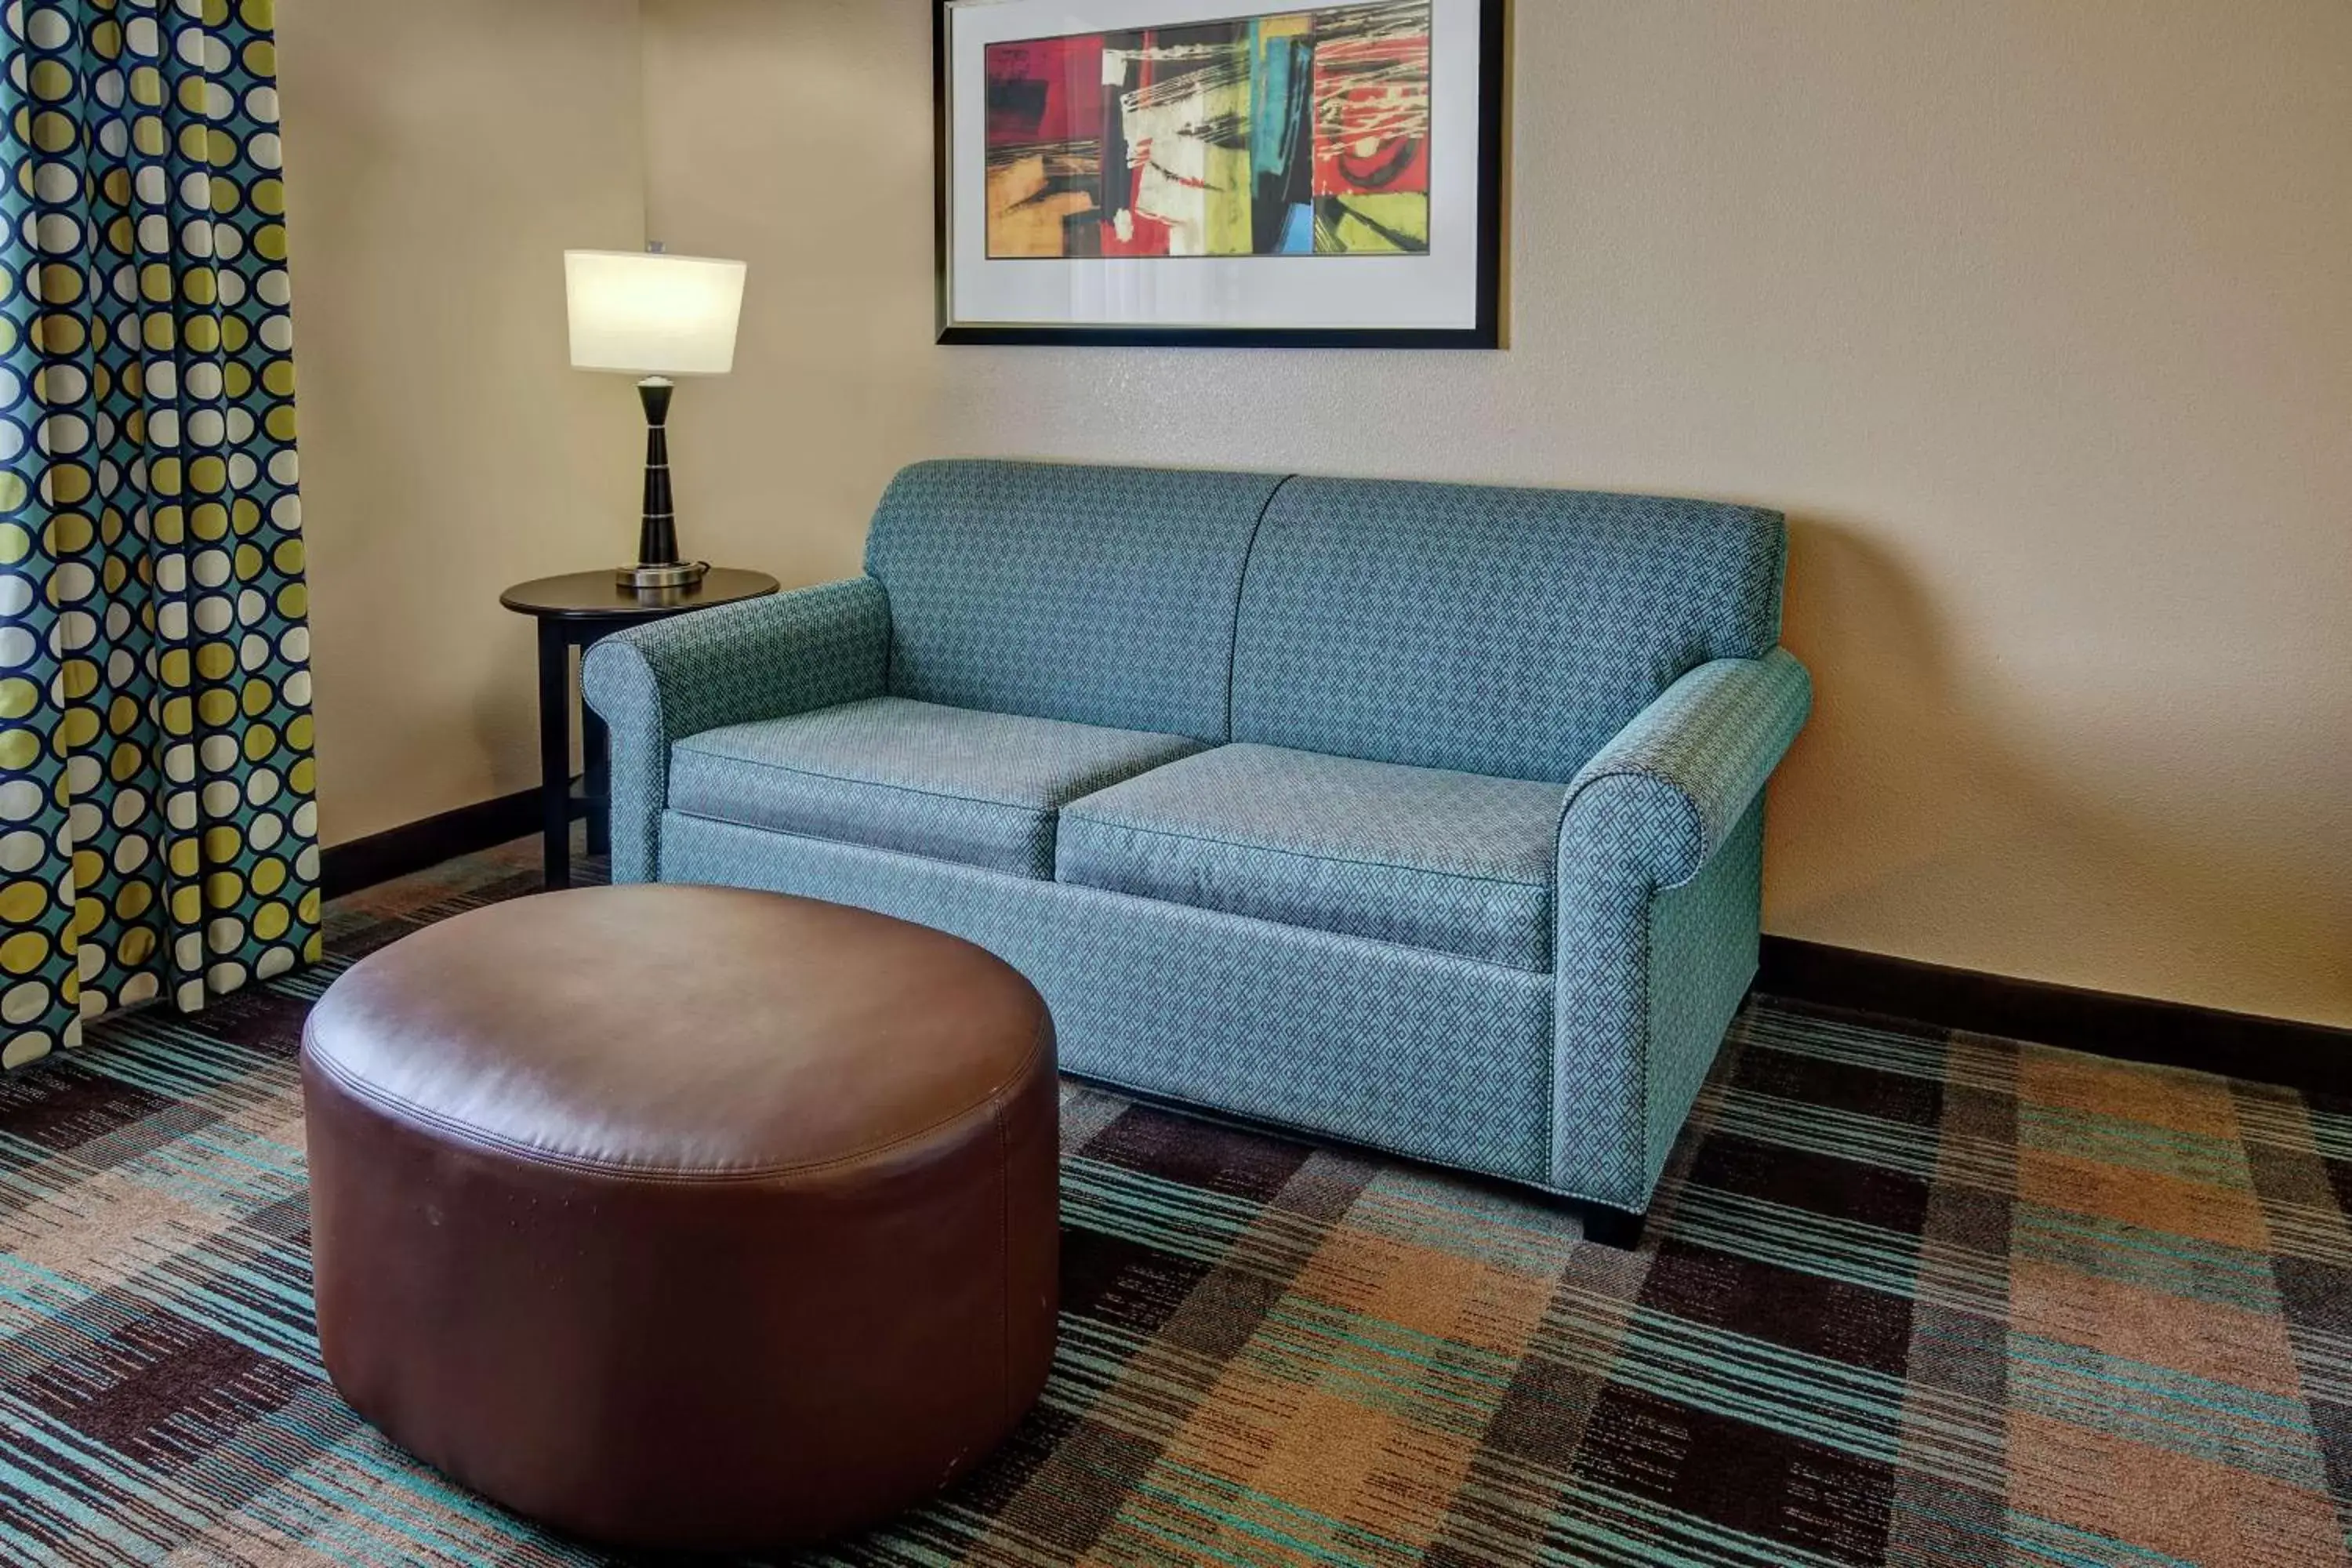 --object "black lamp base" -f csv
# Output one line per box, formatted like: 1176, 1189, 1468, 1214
624, 377, 705, 592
